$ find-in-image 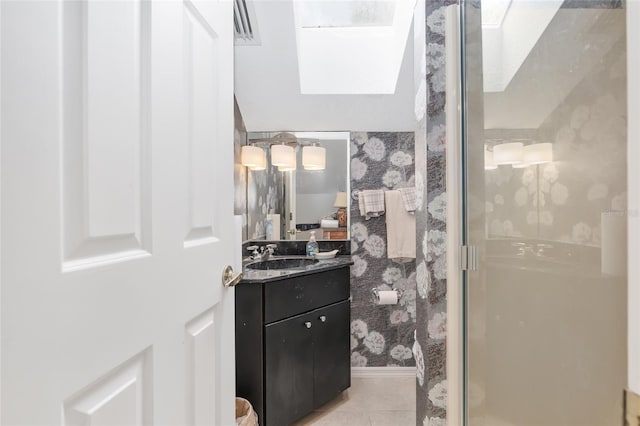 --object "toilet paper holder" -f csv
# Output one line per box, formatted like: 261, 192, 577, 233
371, 288, 404, 304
